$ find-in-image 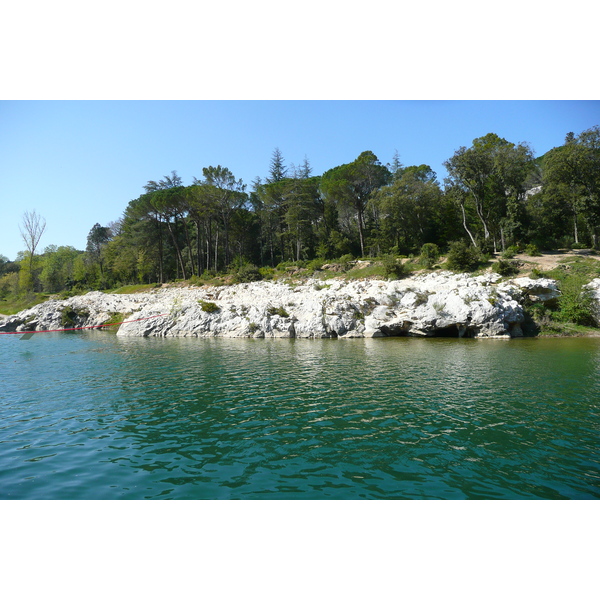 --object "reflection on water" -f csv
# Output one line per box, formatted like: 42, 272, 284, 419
1, 334, 599, 499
